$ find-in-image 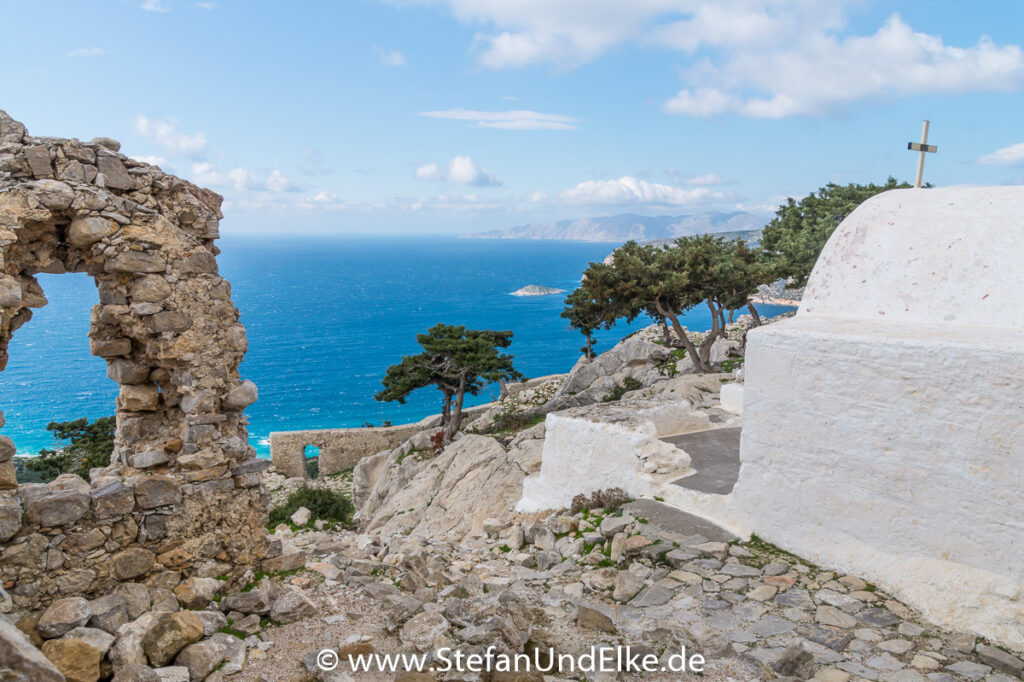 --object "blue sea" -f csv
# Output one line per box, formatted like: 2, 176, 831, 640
0, 237, 793, 457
